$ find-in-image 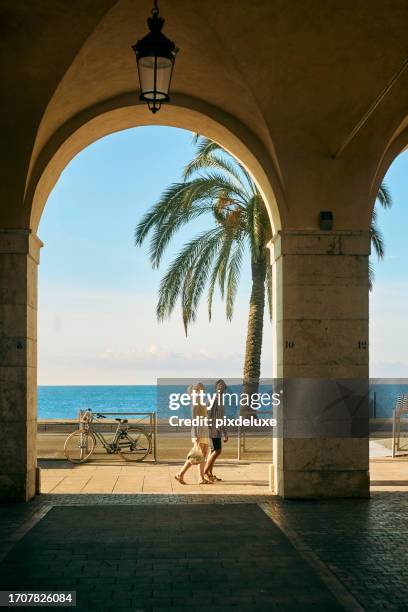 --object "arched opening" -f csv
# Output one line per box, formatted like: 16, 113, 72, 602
31, 116, 282, 496
369, 144, 408, 489
1, 0, 295, 502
